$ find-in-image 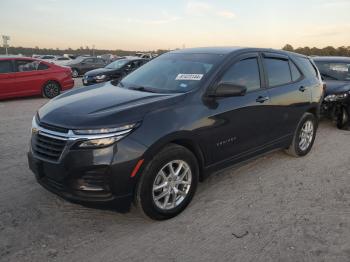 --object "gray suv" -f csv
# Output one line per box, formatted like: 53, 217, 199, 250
66, 57, 107, 78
